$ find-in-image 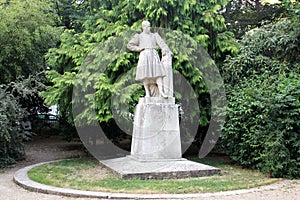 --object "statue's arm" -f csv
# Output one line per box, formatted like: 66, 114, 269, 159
127, 34, 143, 52
155, 33, 172, 56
